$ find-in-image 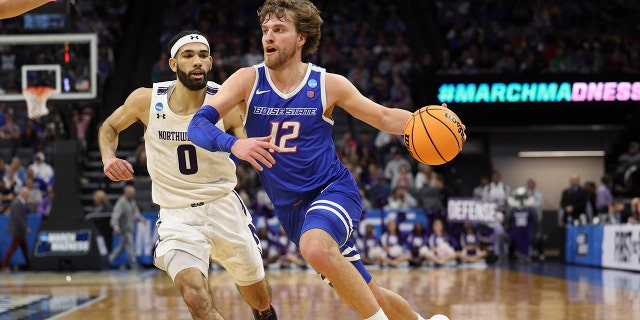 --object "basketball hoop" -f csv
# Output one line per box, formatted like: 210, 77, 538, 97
23, 86, 54, 119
